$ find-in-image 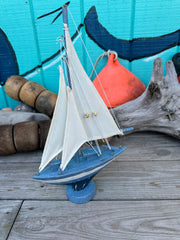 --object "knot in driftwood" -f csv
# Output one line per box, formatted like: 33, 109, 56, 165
147, 82, 162, 100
